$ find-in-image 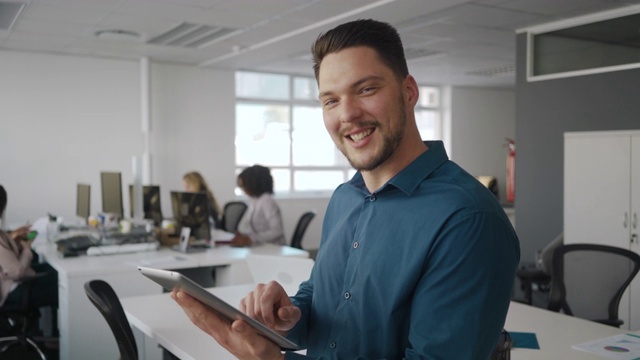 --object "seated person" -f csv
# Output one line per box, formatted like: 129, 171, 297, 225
0, 185, 58, 332
231, 165, 285, 247
183, 171, 223, 229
